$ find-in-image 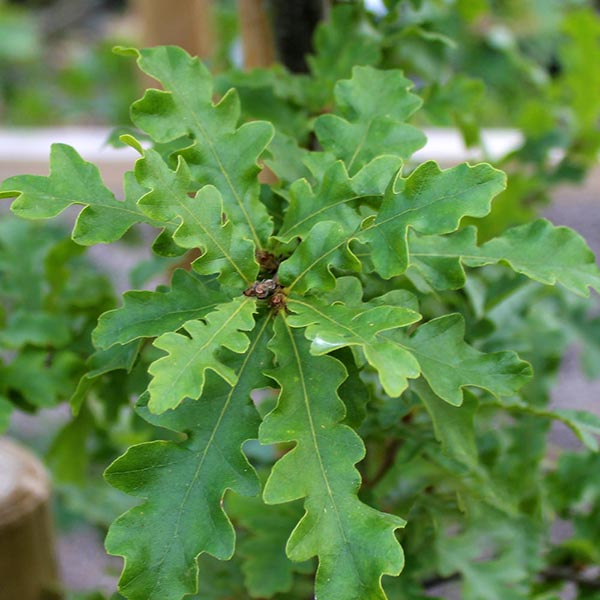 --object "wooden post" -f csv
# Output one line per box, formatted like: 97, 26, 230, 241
132, 0, 215, 59
238, 0, 276, 68
0, 438, 61, 600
